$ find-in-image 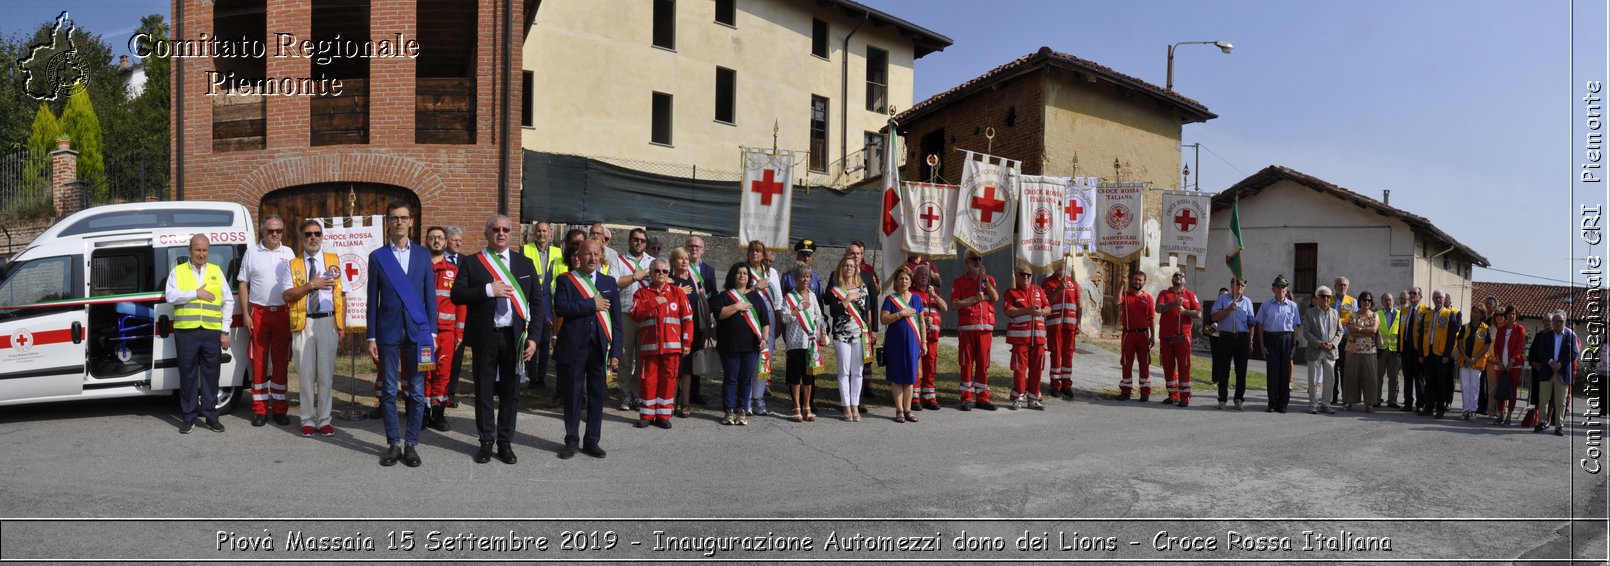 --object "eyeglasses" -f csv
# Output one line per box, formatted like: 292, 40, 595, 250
688, 244, 703, 250
489, 227, 513, 234
1016, 273, 1033, 277
303, 231, 322, 238
387, 216, 411, 223
265, 228, 283, 235
1318, 295, 1333, 299
652, 268, 670, 274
